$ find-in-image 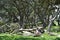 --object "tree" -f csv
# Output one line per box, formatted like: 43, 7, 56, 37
0, 0, 59, 32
